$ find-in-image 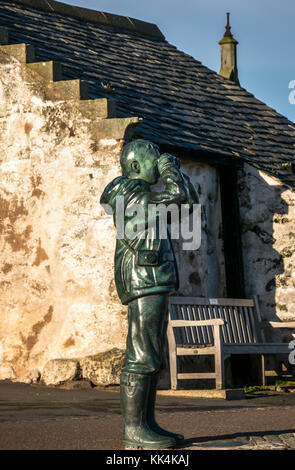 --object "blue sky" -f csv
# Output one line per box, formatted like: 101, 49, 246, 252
63, 0, 295, 122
